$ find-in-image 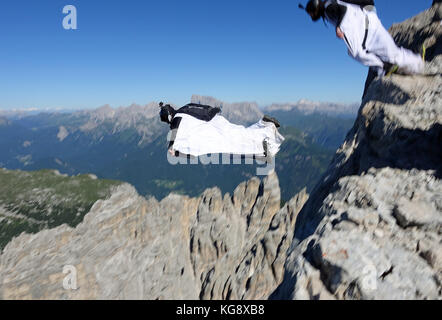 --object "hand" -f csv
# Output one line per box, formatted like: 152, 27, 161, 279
336, 27, 344, 39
